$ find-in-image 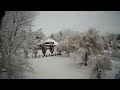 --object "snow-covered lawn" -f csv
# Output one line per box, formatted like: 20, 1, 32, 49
24, 50, 91, 79
23, 50, 120, 79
